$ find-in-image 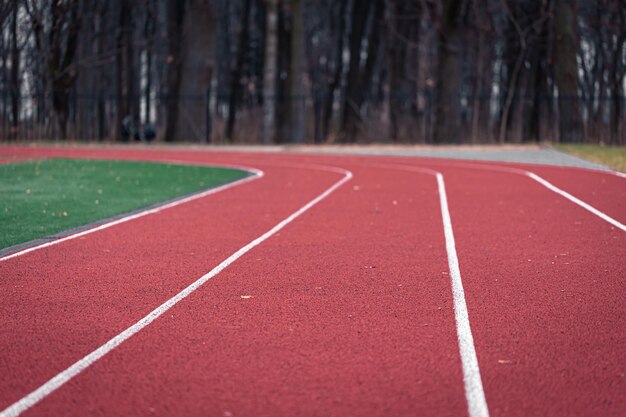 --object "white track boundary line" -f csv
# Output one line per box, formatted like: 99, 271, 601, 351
366, 162, 489, 417
0, 164, 264, 263
0, 166, 352, 417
